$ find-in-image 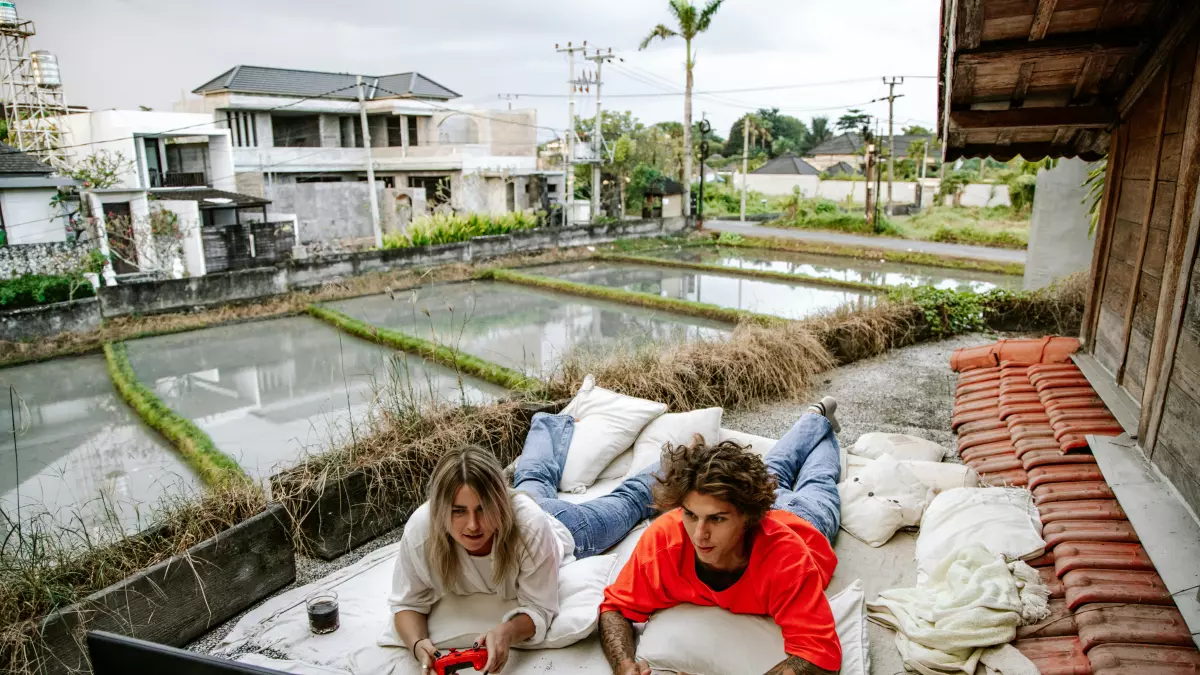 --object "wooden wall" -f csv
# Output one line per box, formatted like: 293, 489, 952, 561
1086, 29, 1200, 515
